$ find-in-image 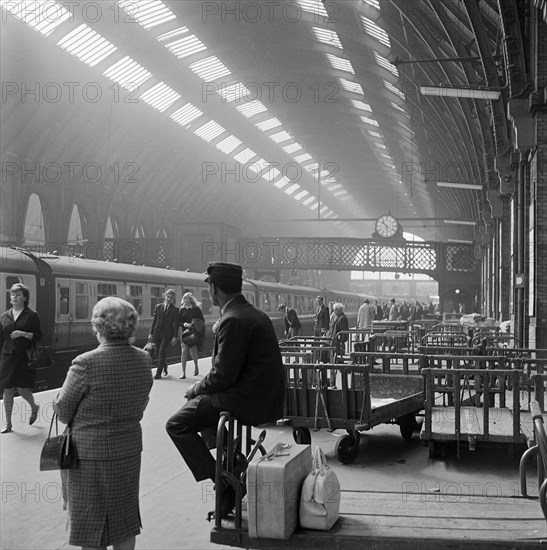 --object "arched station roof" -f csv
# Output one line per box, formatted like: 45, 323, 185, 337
0, 0, 528, 244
